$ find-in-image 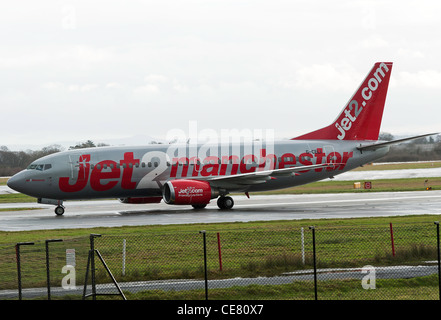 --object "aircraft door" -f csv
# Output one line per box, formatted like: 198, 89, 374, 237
68, 154, 76, 180
67, 153, 91, 185
323, 144, 341, 171
323, 145, 336, 166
